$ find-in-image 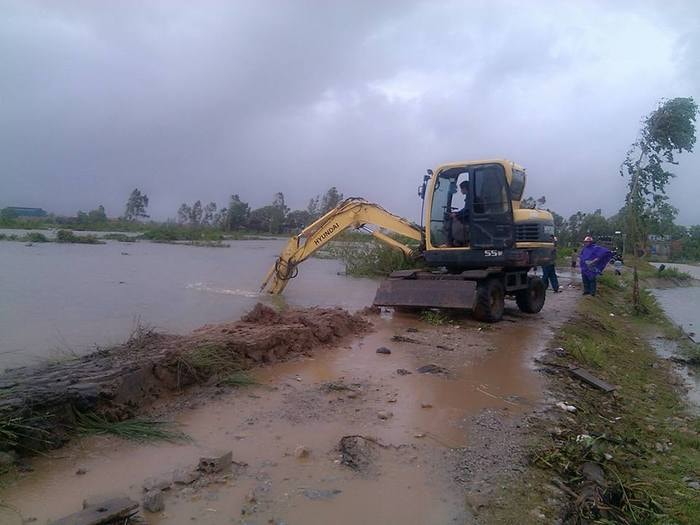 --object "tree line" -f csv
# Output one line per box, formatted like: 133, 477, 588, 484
174, 186, 344, 233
